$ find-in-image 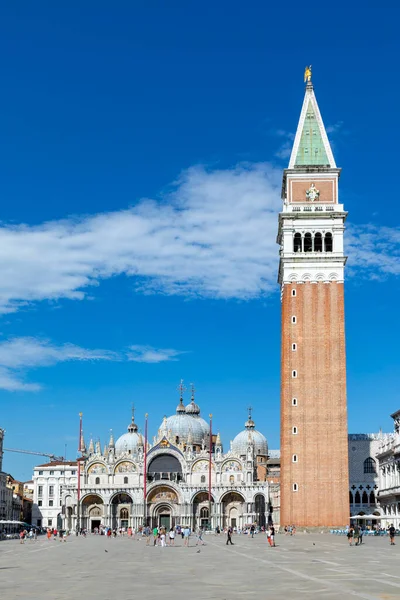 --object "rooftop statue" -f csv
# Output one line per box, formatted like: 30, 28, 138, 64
304, 65, 312, 83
